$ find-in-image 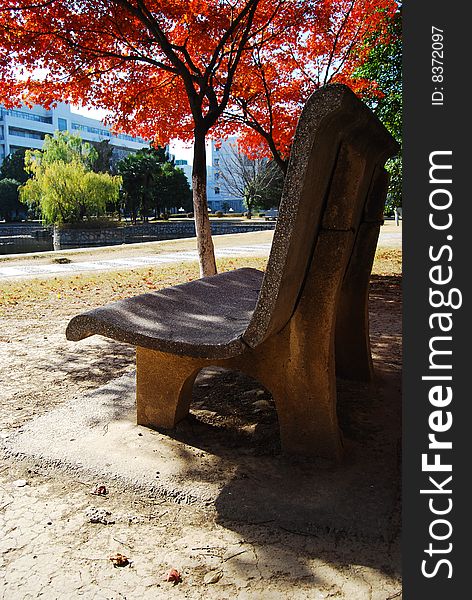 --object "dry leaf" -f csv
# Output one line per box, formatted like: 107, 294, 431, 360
203, 570, 223, 584
92, 485, 107, 496
109, 553, 129, 568
164, 568, 181, 583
